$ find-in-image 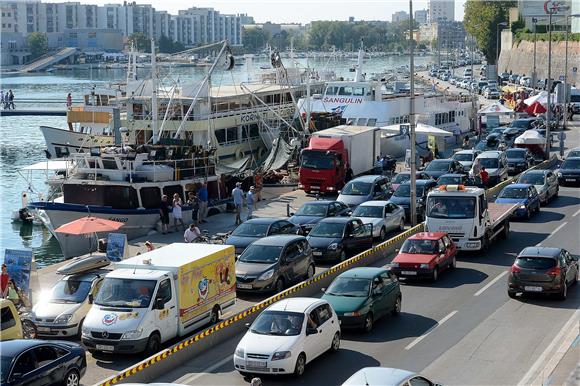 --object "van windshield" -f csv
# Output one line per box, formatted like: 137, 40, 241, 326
94, 278, 157, 308
49, 279, 93, 303
301, 150, 335, 170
